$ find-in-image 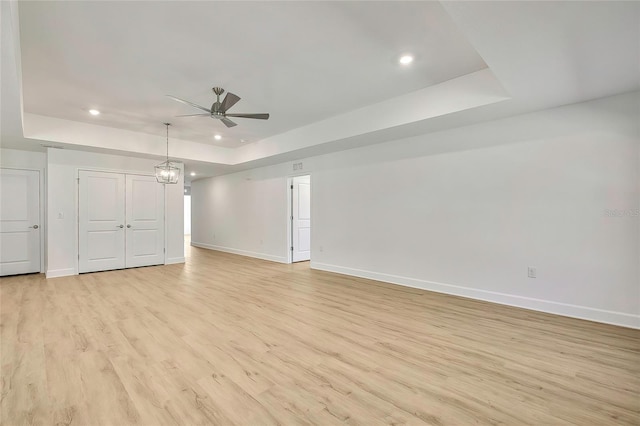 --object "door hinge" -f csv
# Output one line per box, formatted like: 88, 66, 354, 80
290, 185, 293, 189
290, 246, 294, 251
